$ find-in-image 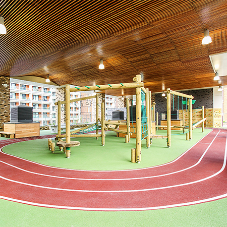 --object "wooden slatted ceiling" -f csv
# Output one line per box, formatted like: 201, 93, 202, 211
0, 0, 227, 95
